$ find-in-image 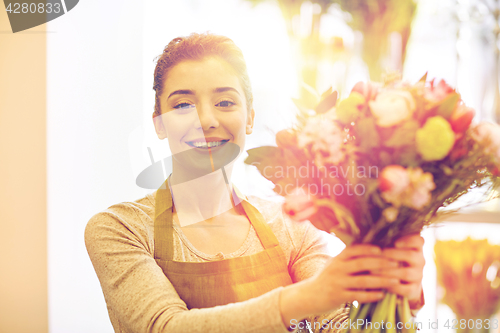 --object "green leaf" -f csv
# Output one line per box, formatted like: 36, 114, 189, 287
398, 147, 419, 167
291, 98, 311, 115
244, 146, 281, 165
335, 92, 364, 123
299, 82, 320, 110
311, 211, 337, 235
330, 228, 355, 246
315, 91, 338, 114
441, 164, 454, 176
315, 199, 359, 237
295, 112, 309, 130
436, 92, 460, 119
384, 120, 419, 148
379, 150, 393, 166
282, 147, 304, 166
320, 86, 333, 100
363, 179, 380, 196
244, 147, 287, 183
418, 72, 428, 83
371, 191, 386, 209
356, 117, 380, 150
301, 81, 320, 99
